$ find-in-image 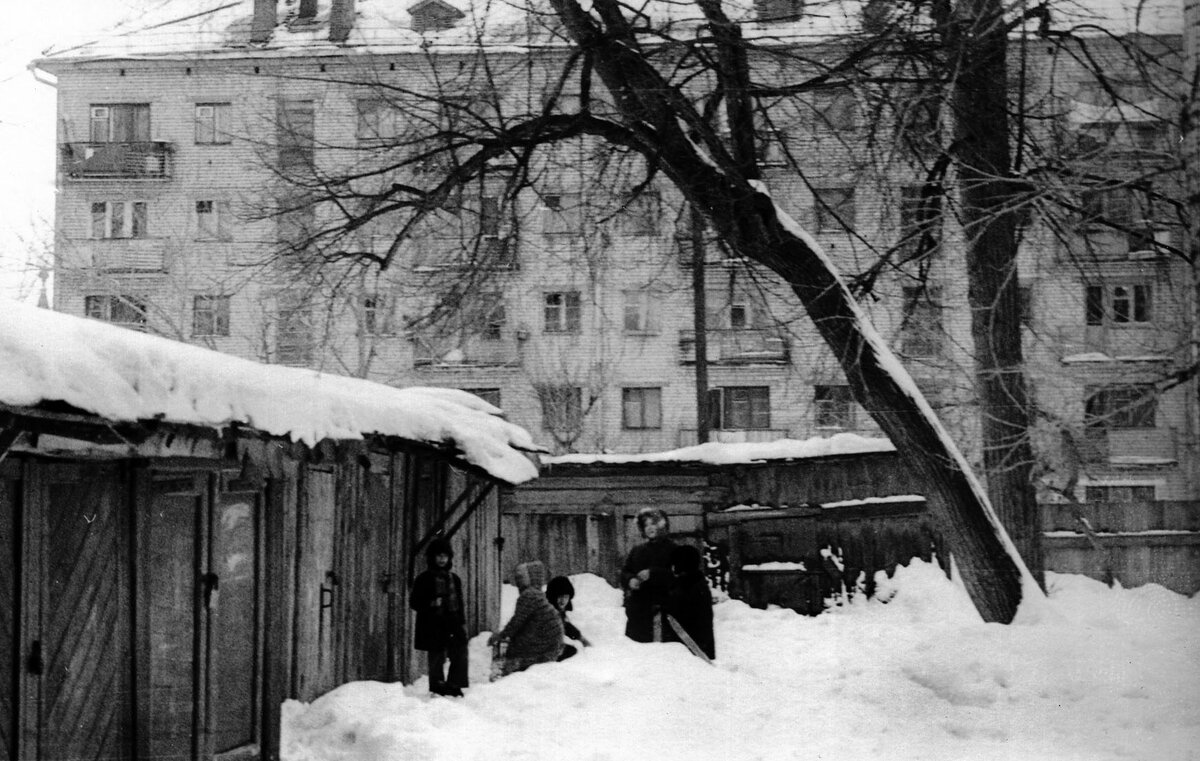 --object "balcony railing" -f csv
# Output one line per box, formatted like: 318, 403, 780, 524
89, 239, 166, 272
413, 336, 521, 368
678, 428, 790, 447
679, 329, 790, 365
62, 142, 173, 179
1080, 427, 1178, 464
